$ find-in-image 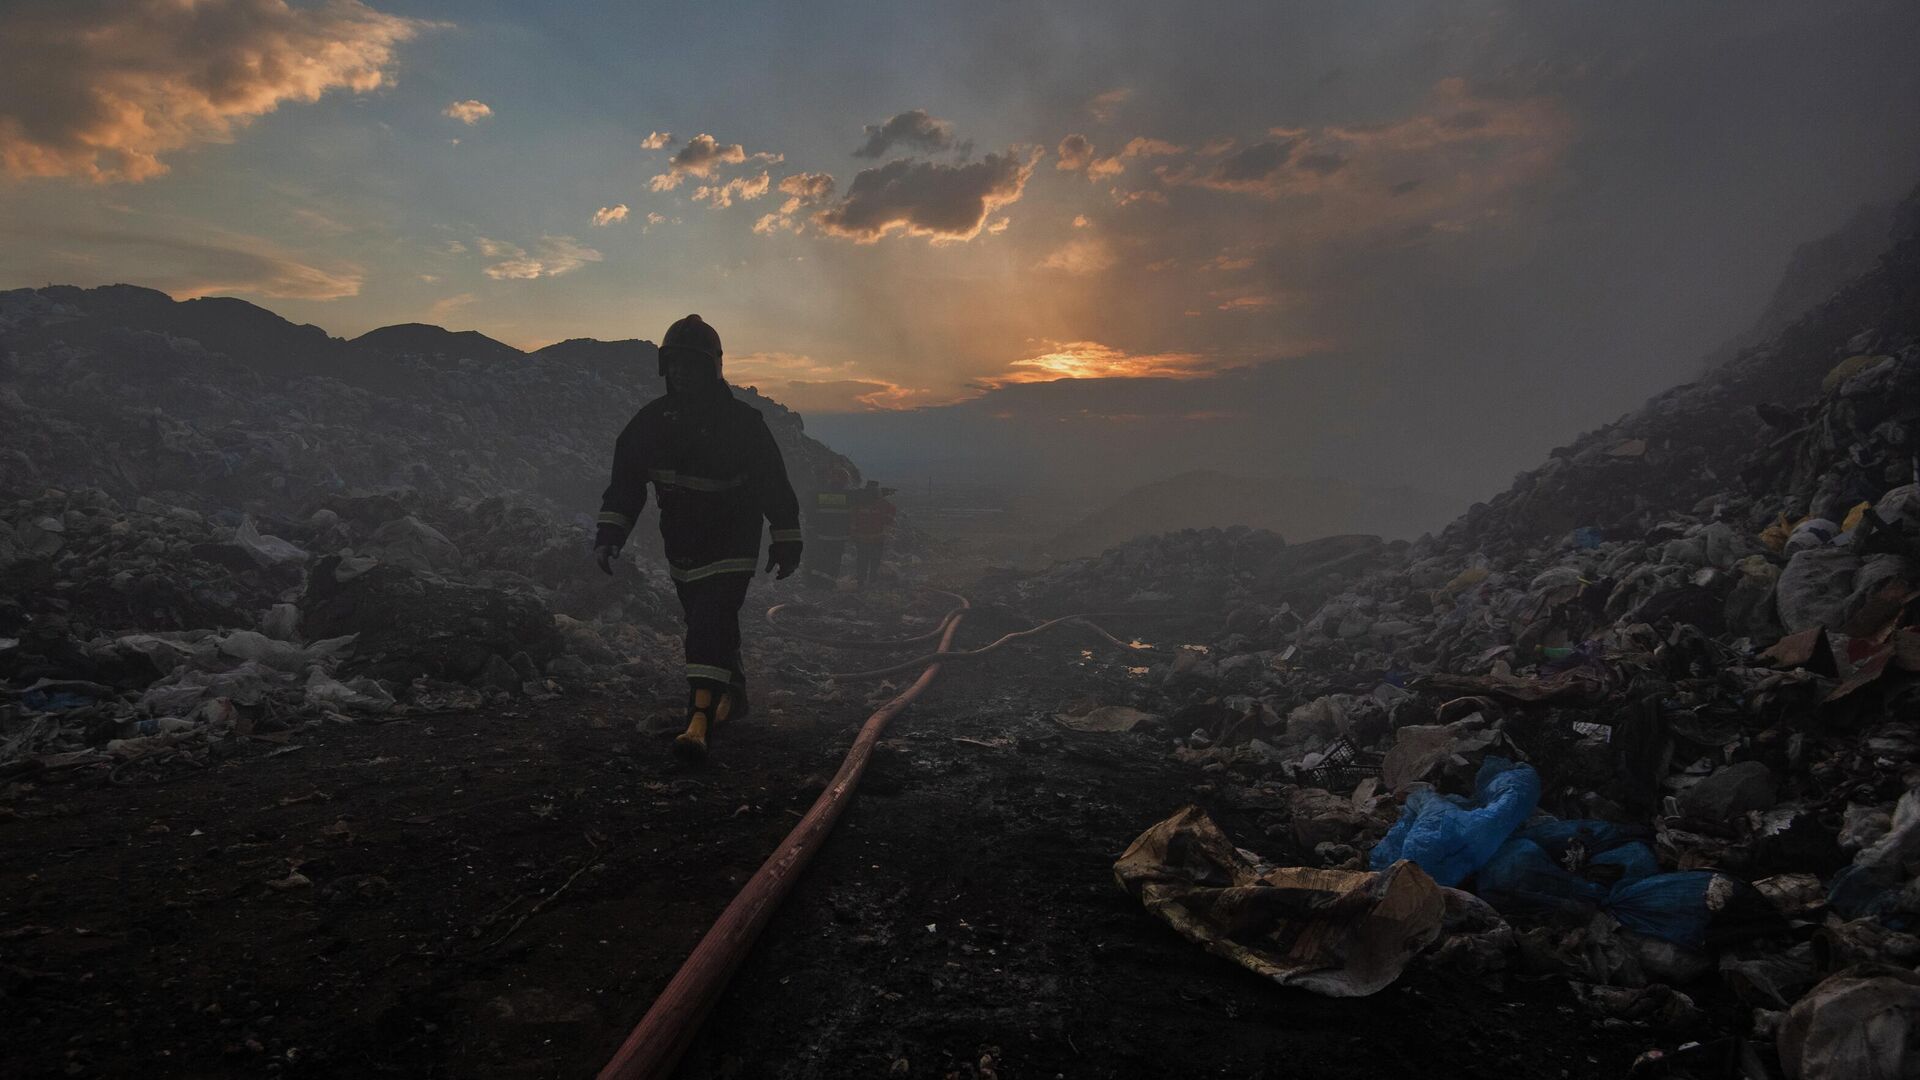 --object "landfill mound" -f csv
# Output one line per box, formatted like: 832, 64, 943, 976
1000, 184, 1920, 1072
0, 286, 860, 767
